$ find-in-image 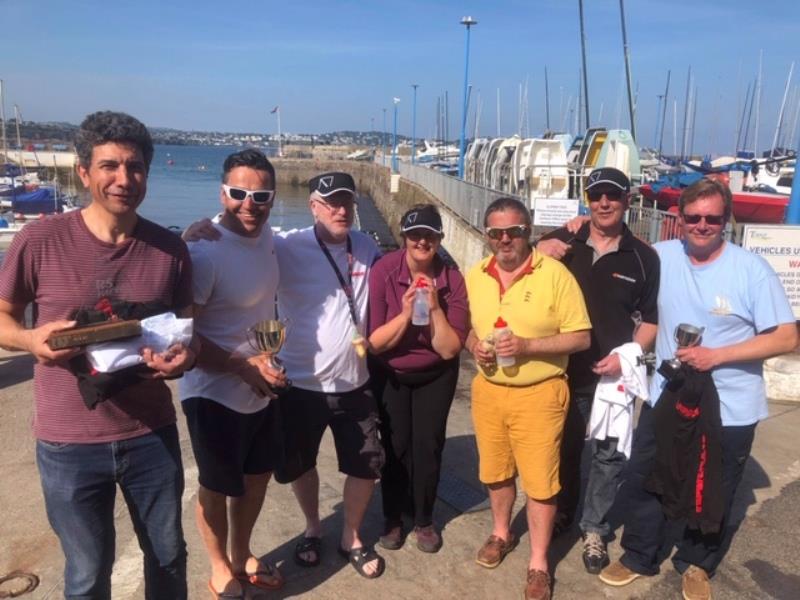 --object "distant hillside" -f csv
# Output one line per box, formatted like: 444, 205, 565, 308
1, 119, 411, 148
